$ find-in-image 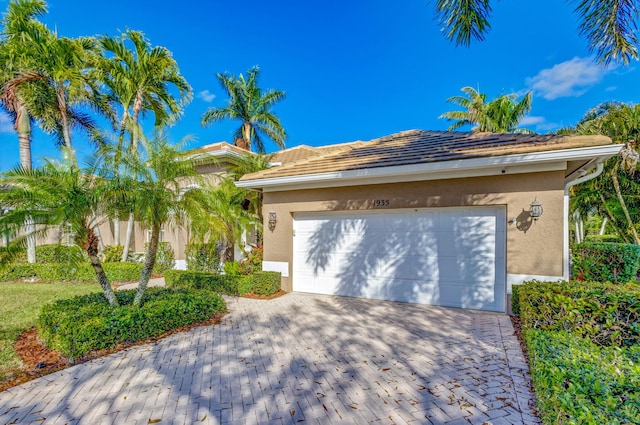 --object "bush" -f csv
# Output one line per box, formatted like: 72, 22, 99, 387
186, 242, 220, 273
252, 271, 281, 295
149, 242, 175, 273
511, 284, 521, 316
525, 330, 640, 425
37, 287, 226, 360
102, 245, 124, 263
238, 246, 263, 275
223, 261, 240, 276
519, 280, 640, 347
166, 270, 257, 295
14, 244, 86, 264
572, 242, 640, 283
584, 234, 623, 243
0, 262, 142, 283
